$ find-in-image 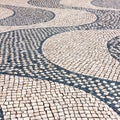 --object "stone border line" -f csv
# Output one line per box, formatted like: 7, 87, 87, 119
91, 0, 120, 9
107, 36, 120, 62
